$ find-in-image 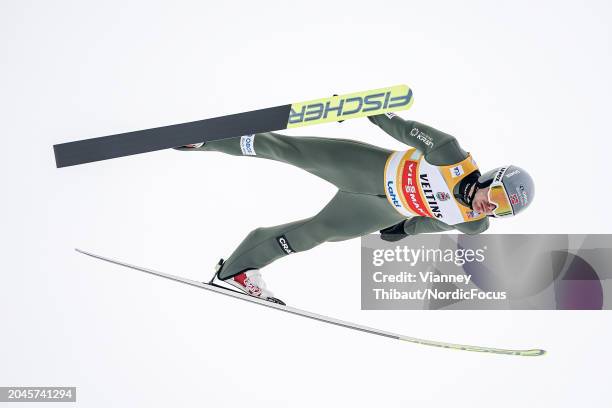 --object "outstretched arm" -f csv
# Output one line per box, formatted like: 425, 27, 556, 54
380, 216, 489, 241
380, 217, 455, 241
368, 114, 468, 165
